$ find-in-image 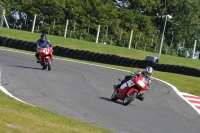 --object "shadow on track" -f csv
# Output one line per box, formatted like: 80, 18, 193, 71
100, 97, 137, 107
99, 97, 124, 105
7, 65, 42, 70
